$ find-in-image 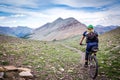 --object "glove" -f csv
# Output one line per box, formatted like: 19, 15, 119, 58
80, 43, 82, 45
